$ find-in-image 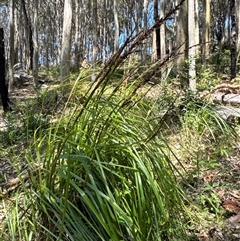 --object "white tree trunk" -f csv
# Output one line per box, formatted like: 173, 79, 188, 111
92, 0, 98, 63
188, 0, 196, 92
195, 0, 199, 52
60, 0, 72, 81
160, 0, 166, 59
33, 0, 39, 86
91, 0, 98, 81
203, 0, 211, 68
74, 0, 80, 68
113, 0, 119, 53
